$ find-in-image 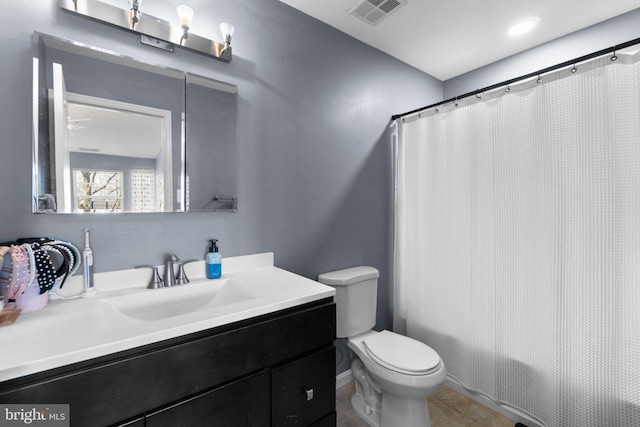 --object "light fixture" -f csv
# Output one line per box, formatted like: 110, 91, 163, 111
220, 22, 234, 54
177, 5, 194, 43
58, 0, 234, 62
507, 17, 540, 36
